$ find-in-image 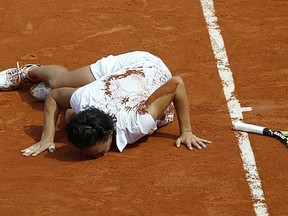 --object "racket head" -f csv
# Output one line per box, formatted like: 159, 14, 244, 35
263, 128, 288, 147
280, 131, 288, 137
